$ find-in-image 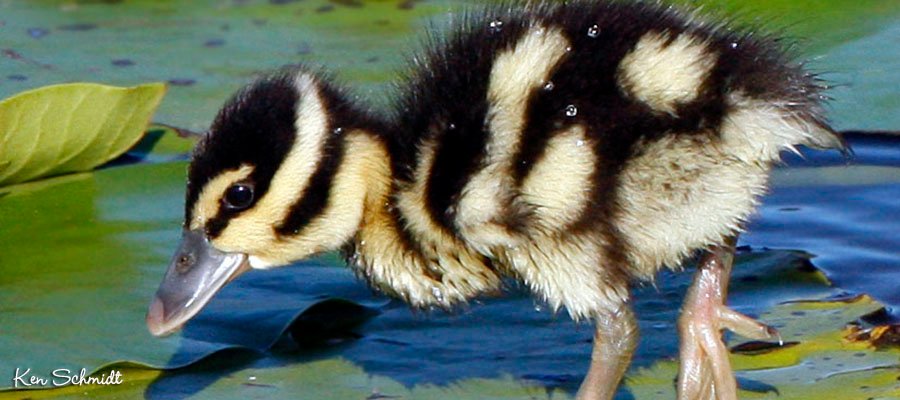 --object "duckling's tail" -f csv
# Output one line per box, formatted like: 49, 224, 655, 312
797, 111, 852, 157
